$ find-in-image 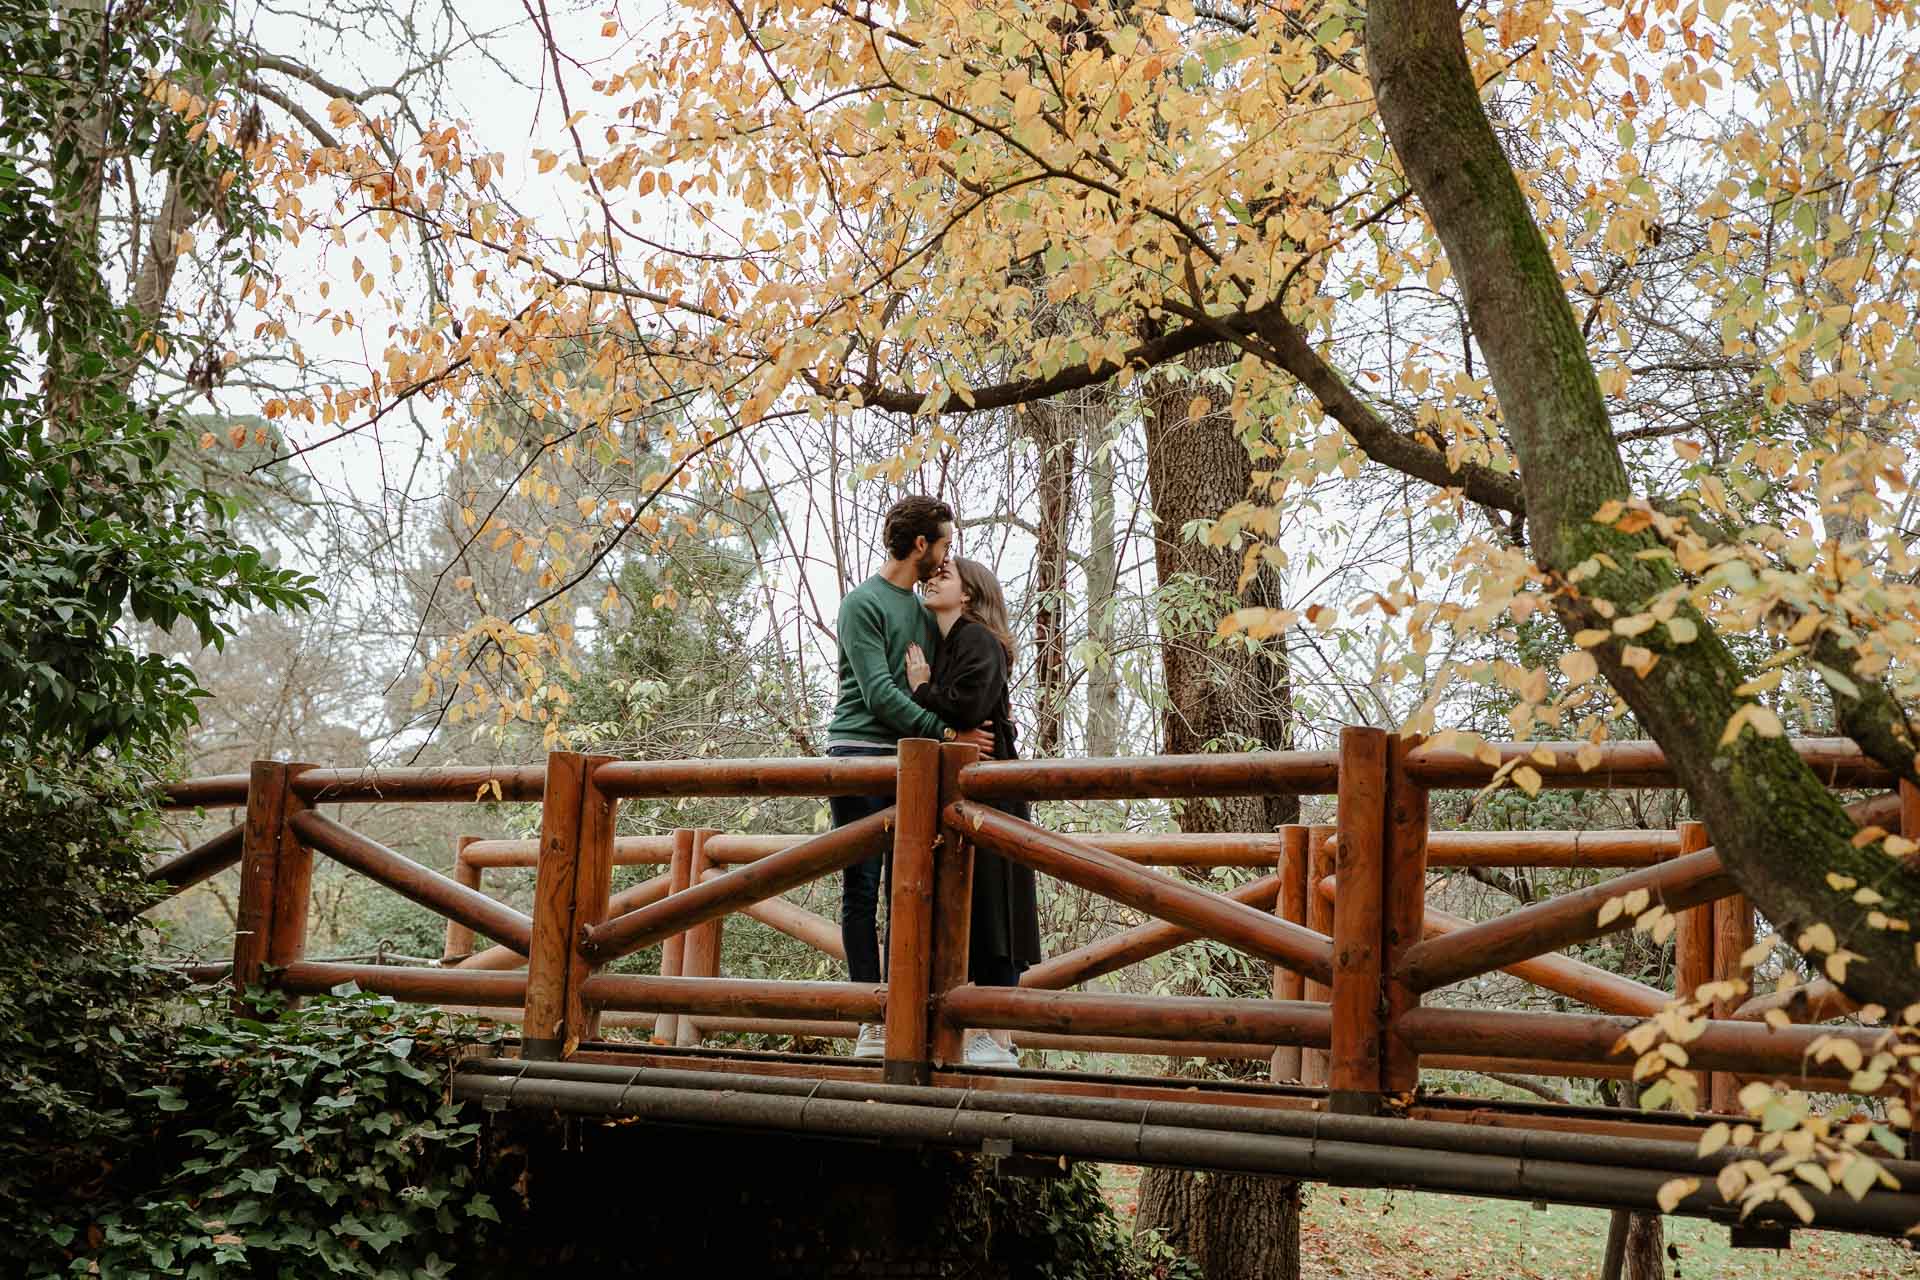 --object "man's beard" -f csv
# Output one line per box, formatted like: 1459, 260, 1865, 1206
915, 550, 942, 581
